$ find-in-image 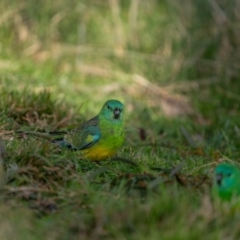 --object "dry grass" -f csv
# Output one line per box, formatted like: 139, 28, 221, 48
1, 0, 240, 239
